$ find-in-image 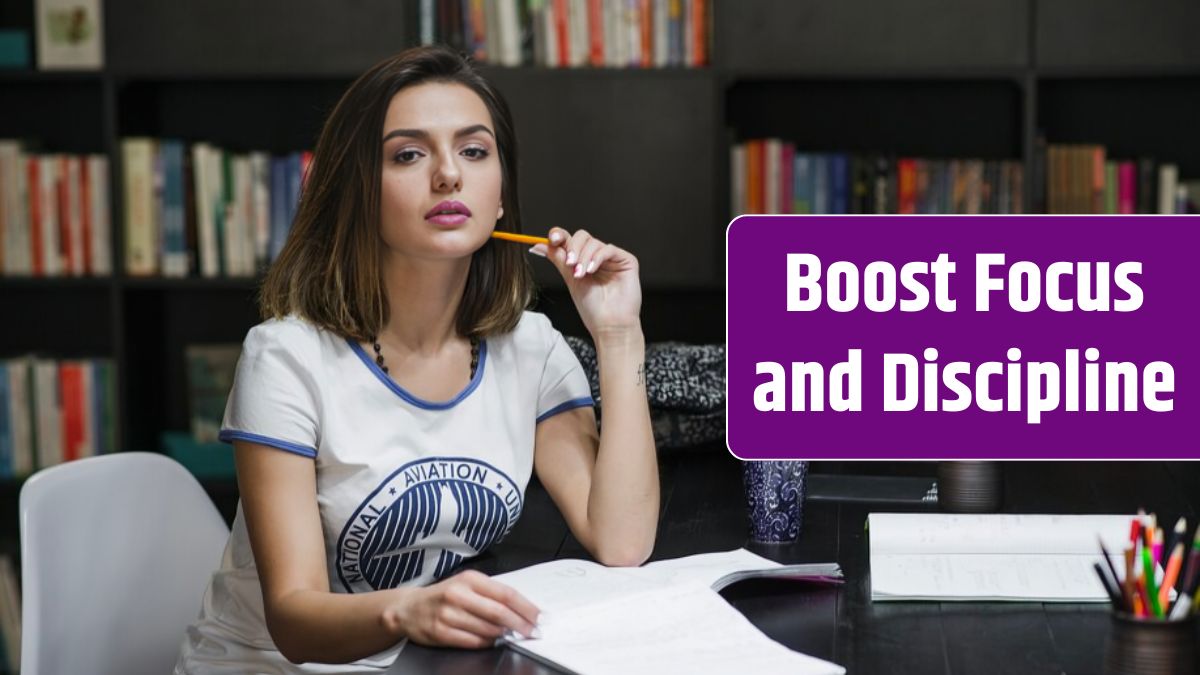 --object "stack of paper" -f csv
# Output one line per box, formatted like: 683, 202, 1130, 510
869, 513, 1131, 602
